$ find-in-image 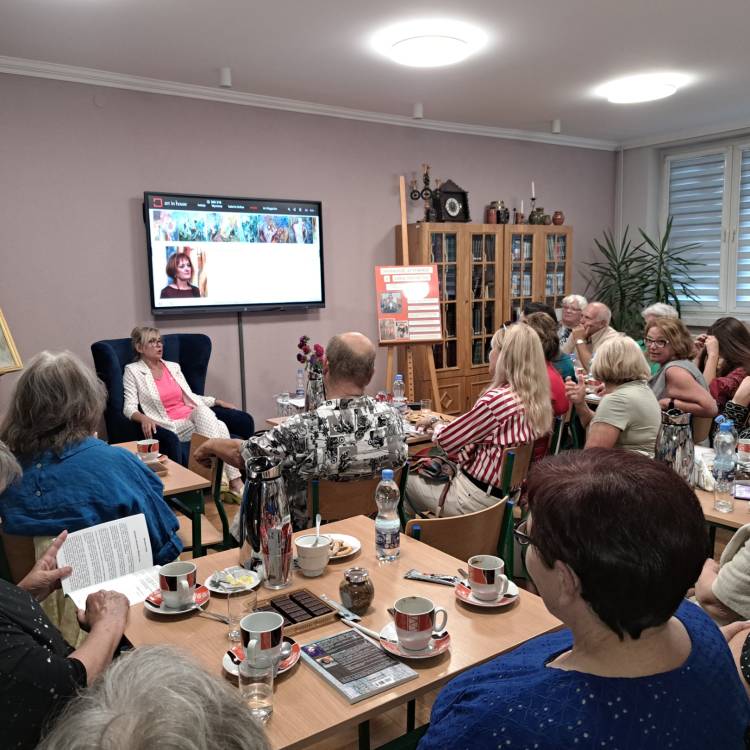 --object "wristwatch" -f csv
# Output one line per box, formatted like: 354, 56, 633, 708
575, 338, 586, 345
